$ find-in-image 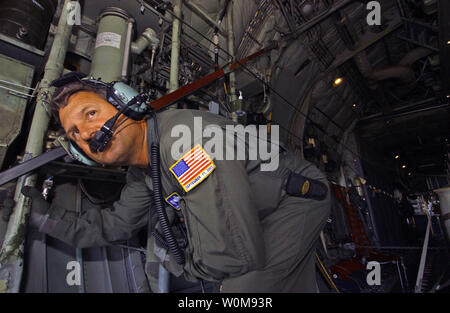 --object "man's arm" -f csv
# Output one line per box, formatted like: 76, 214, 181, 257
26, 167, 153, 248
